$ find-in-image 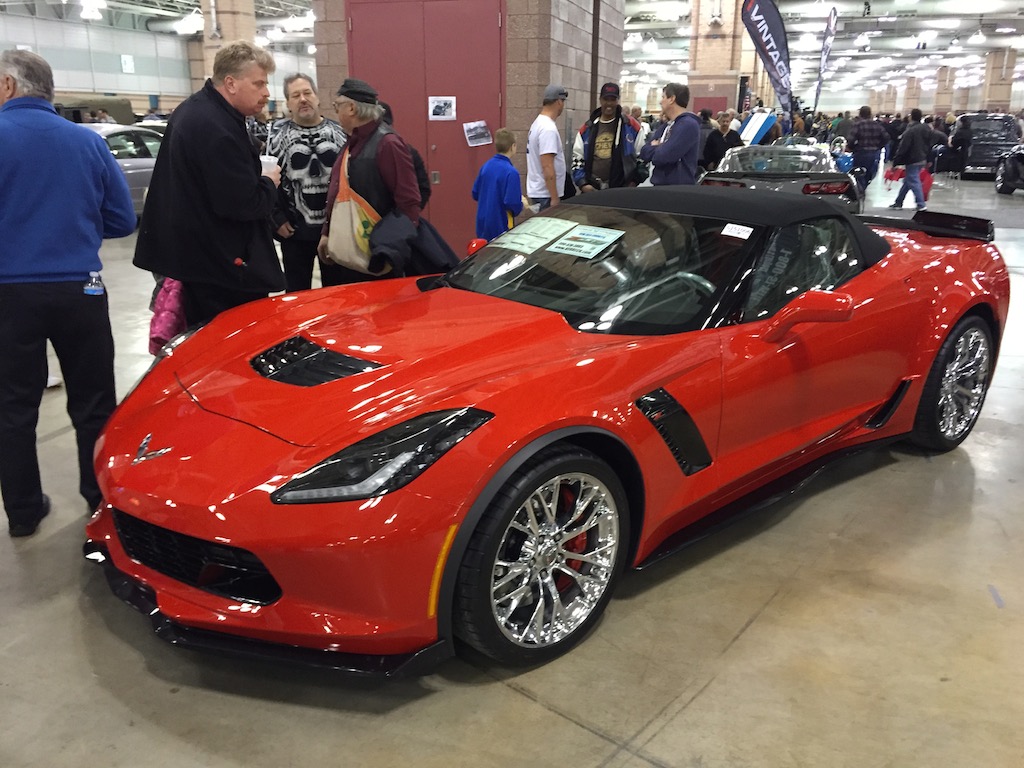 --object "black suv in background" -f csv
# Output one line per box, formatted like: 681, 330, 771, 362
956, 112, 1021, 177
